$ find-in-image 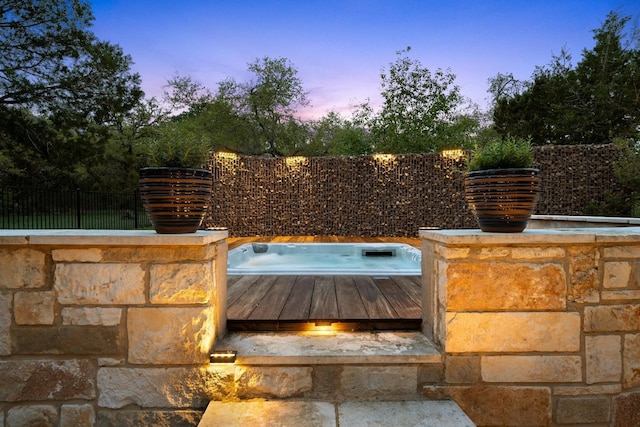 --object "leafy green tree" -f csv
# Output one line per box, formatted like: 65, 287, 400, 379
159, 59, 314, 157
220, 57, 310, 156
585, 136, 640, 217
487, 72, 526, 105
1, 0, 142, 117
81, 97, 169, 192
0, 0, 144, 189
612, 138, 640, 216
305, 111, 373, 156
144, 75, 261, 156
354, 48, 478, 154
493, 12, 640, 145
